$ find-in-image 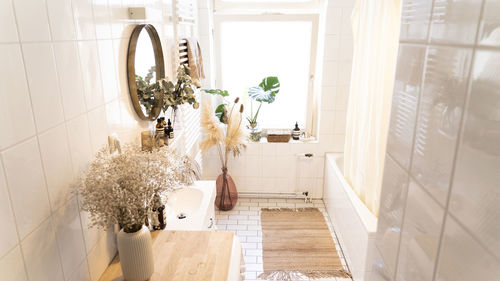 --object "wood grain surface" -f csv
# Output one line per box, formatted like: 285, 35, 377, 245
99, 230, 234, 281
